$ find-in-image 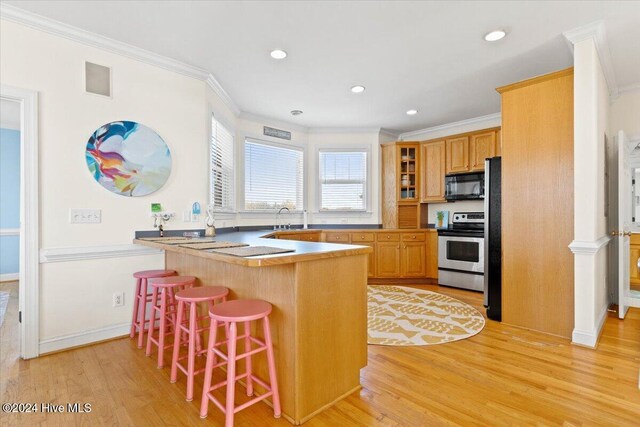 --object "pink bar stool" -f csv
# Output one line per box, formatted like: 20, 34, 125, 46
131, 269, 176, 348
170, 285, 230, 401
146, 275, 196, 368
200, 299, 281, 426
